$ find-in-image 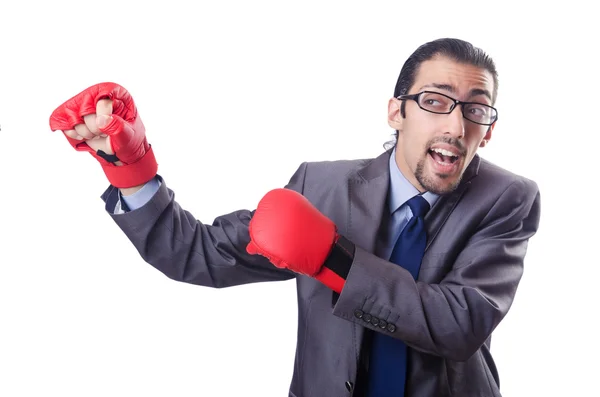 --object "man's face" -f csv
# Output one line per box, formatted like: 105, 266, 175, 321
388, 55, 496, 195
